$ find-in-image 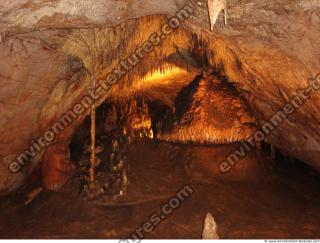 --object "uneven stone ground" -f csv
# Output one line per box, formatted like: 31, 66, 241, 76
0, 140, 319, 239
